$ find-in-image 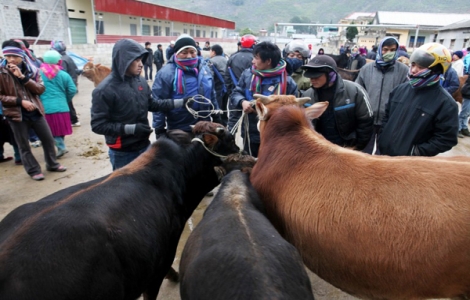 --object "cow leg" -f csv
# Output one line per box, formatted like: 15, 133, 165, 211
164, 266, 179, 282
